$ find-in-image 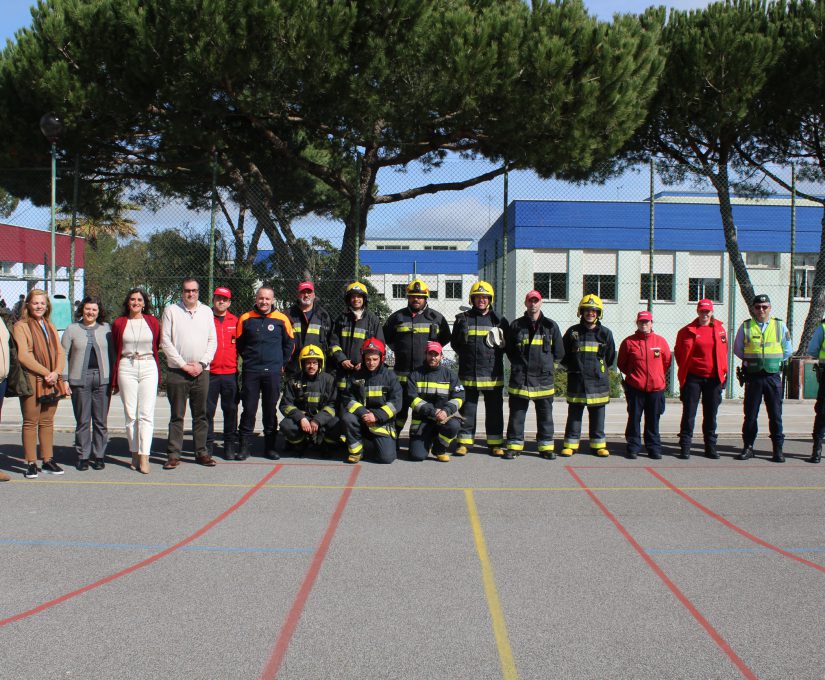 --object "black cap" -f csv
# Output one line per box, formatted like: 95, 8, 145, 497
751, 294, 771, 306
